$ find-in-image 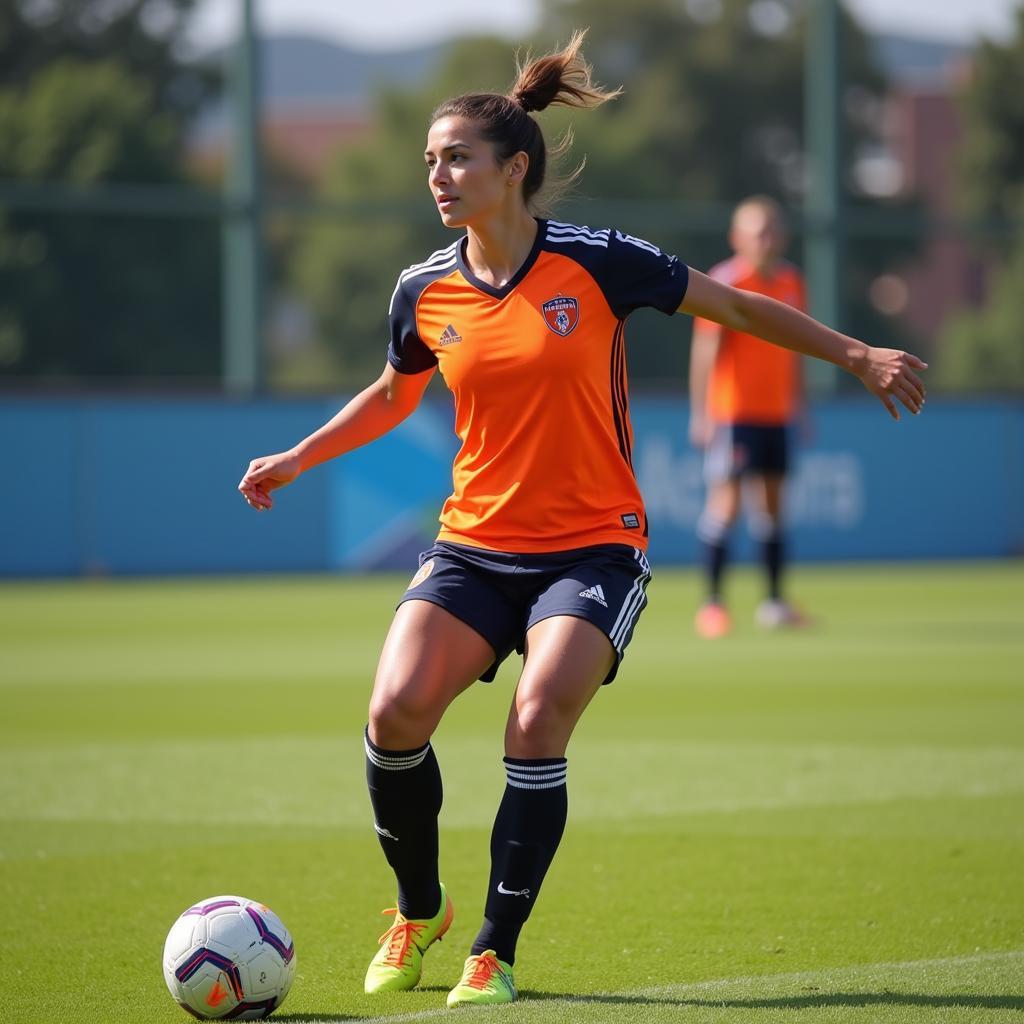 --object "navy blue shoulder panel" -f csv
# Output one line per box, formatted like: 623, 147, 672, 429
387, 240, 461, 374
542, 220, 689, 319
